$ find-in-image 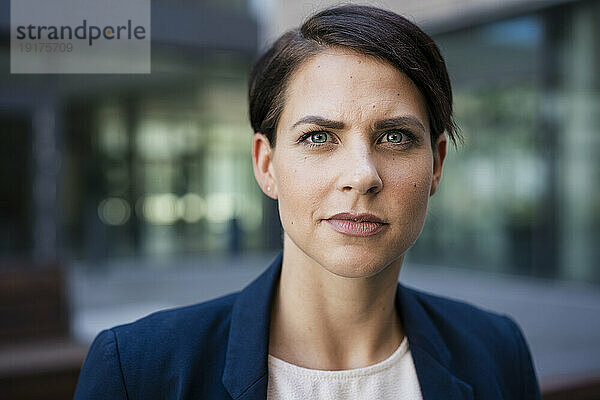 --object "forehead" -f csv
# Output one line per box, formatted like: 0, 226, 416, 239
280, 48, 429, 129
